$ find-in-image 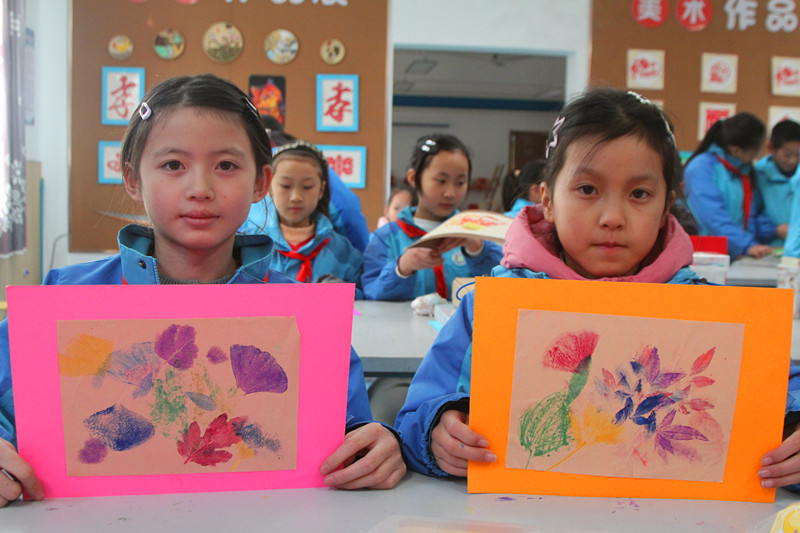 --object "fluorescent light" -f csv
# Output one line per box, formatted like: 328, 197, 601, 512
405, 58, 437, 75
